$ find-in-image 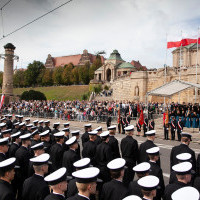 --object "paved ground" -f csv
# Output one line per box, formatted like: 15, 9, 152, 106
30, 116, 200, 185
